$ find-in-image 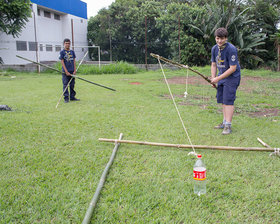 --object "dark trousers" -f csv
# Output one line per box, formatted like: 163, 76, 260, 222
62, 74, 76, 100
